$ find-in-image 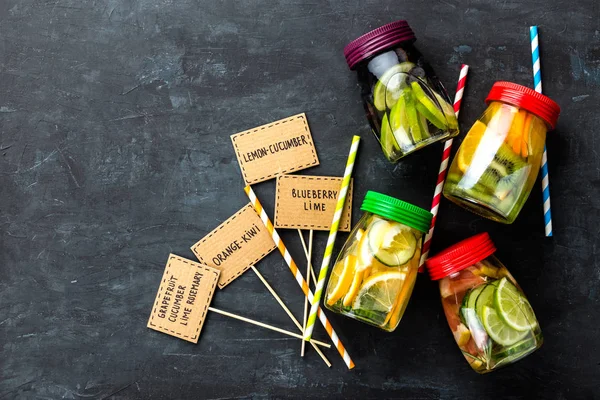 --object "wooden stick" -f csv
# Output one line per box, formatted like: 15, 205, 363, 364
208, 307, 331, 348
298, 229, 318, 284
299, 229, 313, 357
251, 266, 331, 367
